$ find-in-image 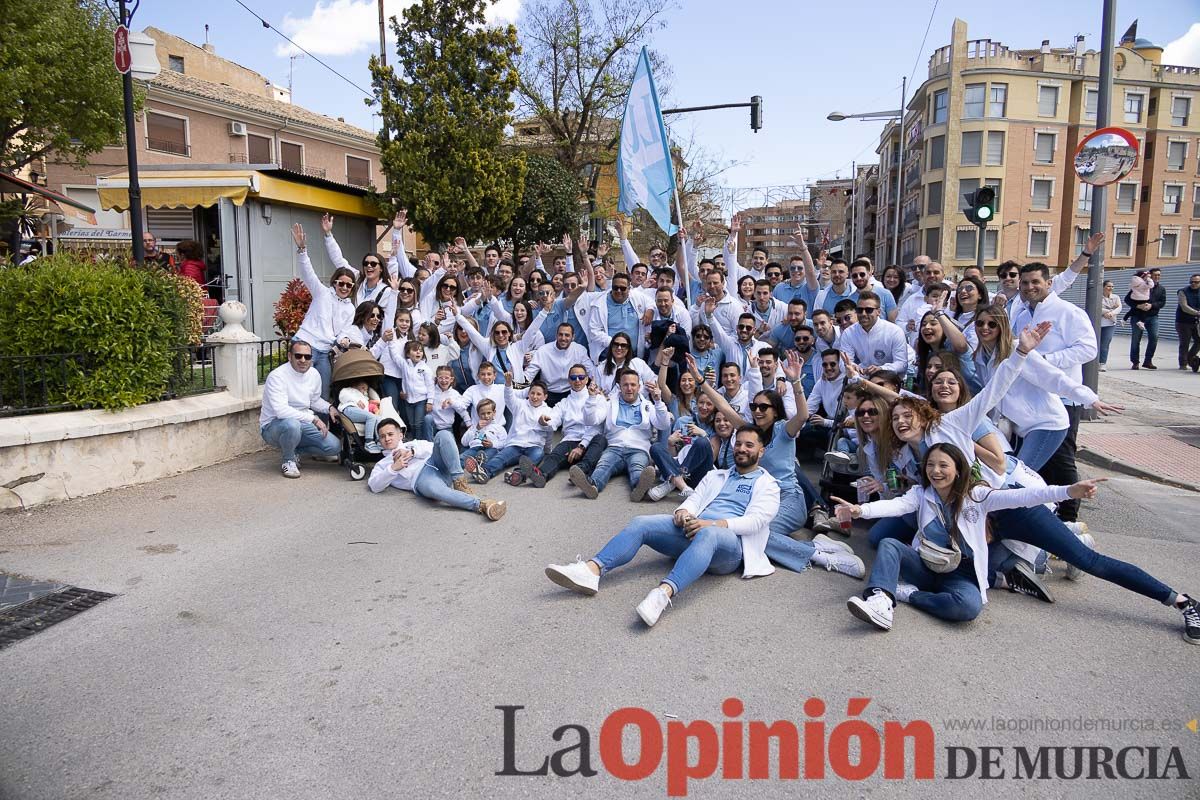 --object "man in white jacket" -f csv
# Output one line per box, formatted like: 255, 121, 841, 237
569, 369, 671, 501
368, 418, 507, 520
835, 290, 910, 375
545, 425, 781, 627
524, 323, 593, 405
259, 340, 342, 478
